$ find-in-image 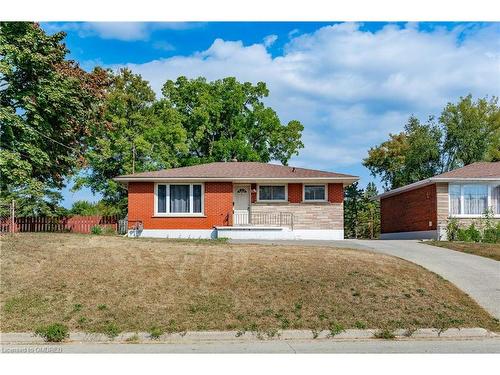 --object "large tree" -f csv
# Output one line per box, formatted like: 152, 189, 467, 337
363, 95, 499, 190
161, 76, 304, 165
363, 116, 442, 189
440, 95, 500, 170
0, 22, 109, 215
74, 68, 188, 211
